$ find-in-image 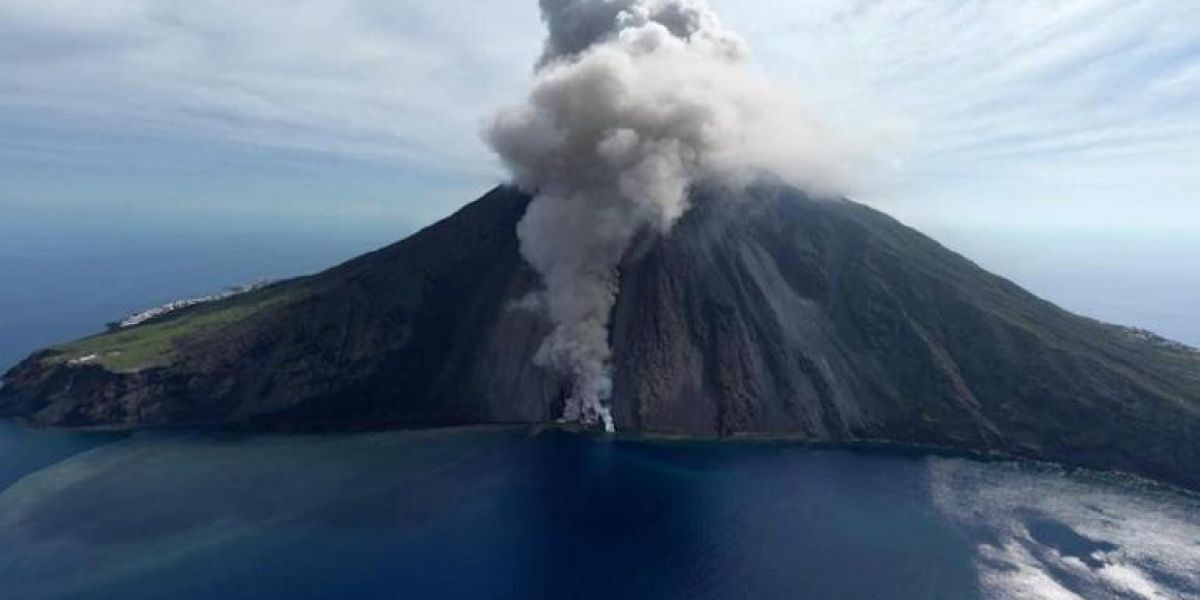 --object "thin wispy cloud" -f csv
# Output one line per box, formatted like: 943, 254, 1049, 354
718, 0, 1200, 227
1, 0, 1198, 228
0, 0, 540, 176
